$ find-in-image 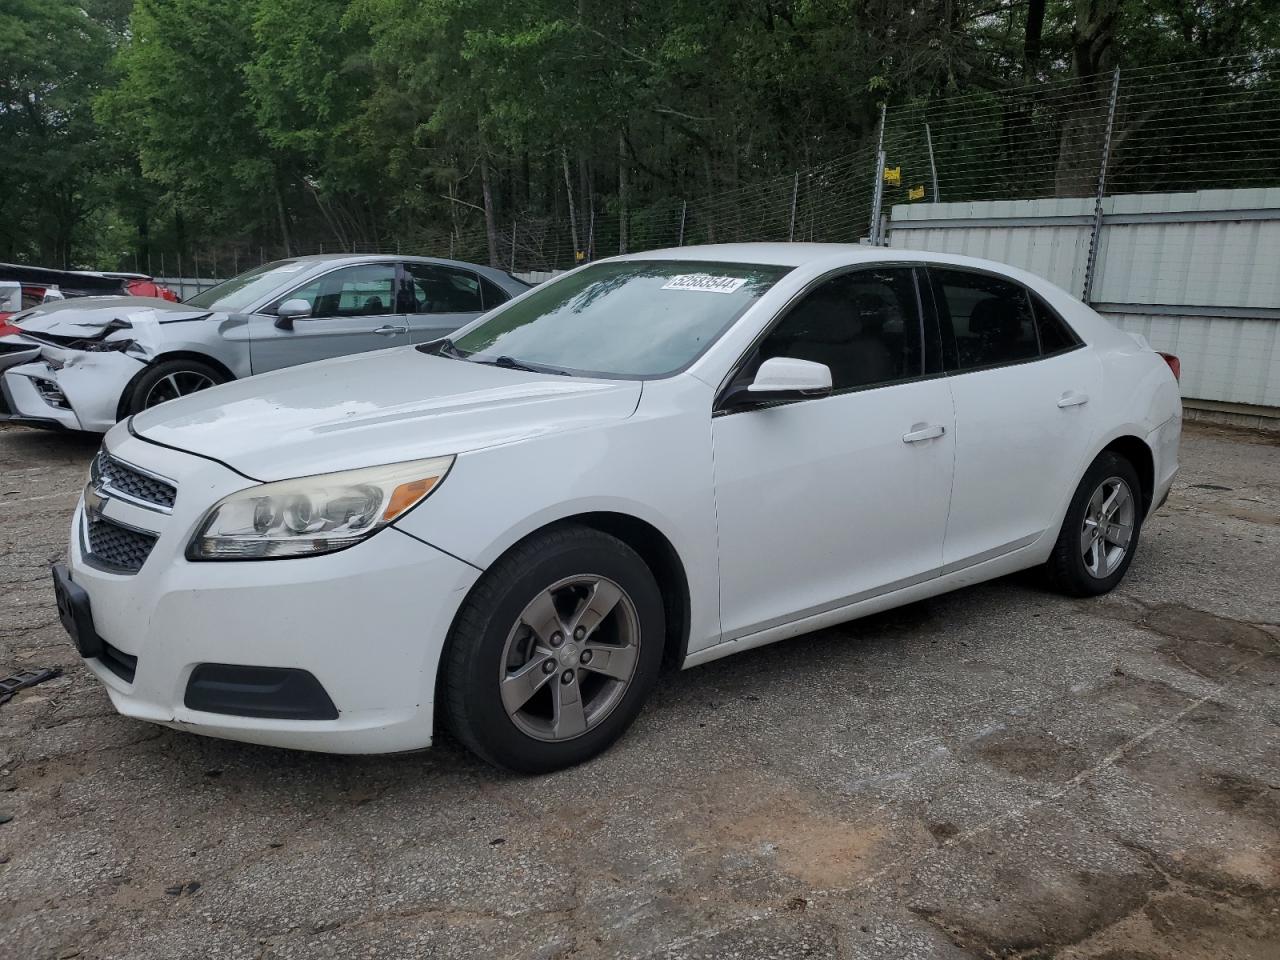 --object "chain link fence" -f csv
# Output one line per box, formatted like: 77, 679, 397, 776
147, 53, 1279, 285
